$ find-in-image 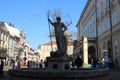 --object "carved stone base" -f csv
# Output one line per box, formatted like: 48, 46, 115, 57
46, 56, 70, 71
50, 51, 67, 57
